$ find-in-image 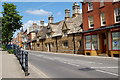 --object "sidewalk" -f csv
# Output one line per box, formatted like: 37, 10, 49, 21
1, 50, 47, 78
